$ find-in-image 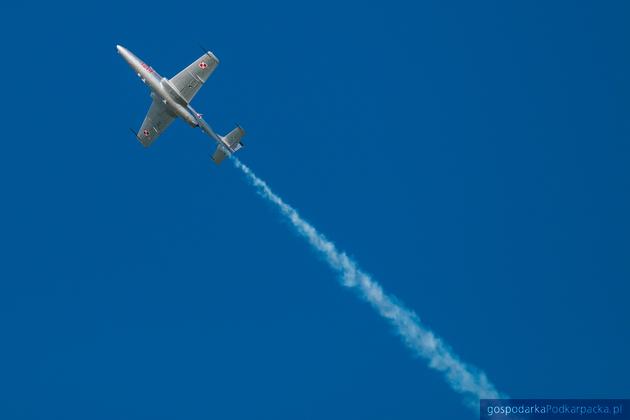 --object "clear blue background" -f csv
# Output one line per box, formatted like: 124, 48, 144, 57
1, 1, 628, 419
